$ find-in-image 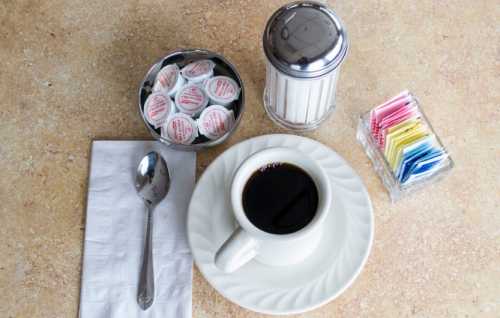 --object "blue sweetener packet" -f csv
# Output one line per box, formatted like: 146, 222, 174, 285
395, 135, 435, 179
402, 148, 447, 185
398, 147, 435, 182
